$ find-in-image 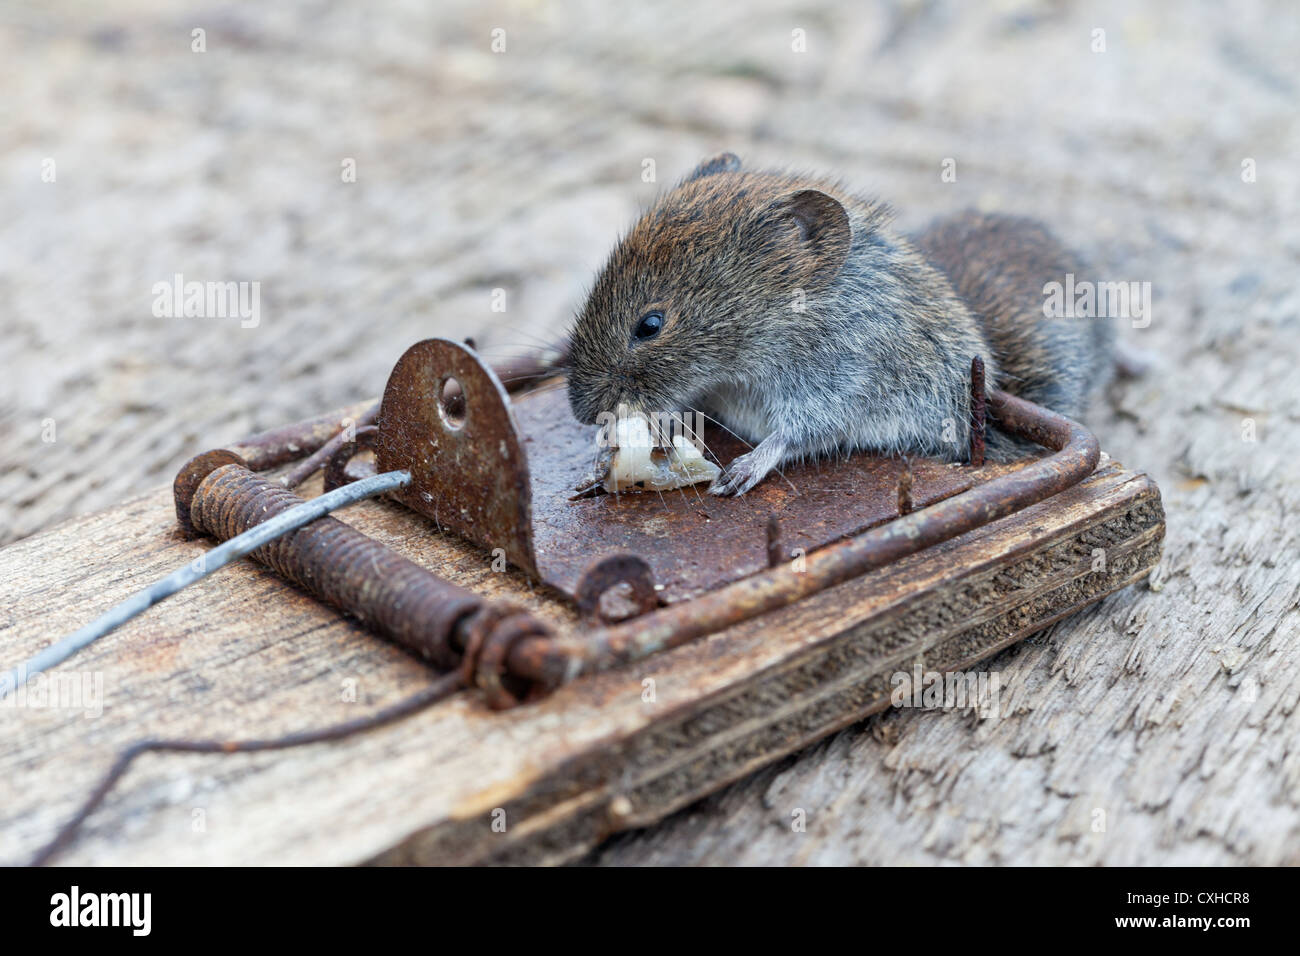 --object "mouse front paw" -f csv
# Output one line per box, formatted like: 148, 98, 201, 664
708, 439, 784, 497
